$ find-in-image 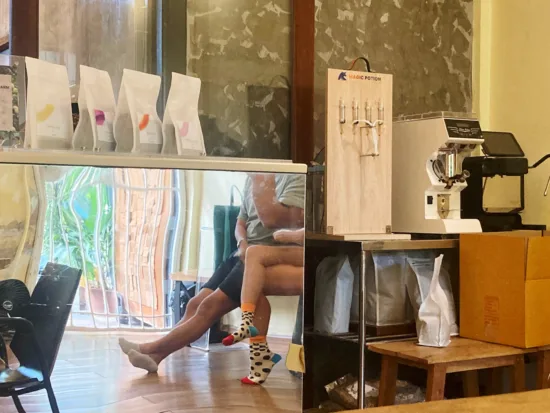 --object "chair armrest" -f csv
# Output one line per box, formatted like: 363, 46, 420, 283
0, 317, 34, 334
